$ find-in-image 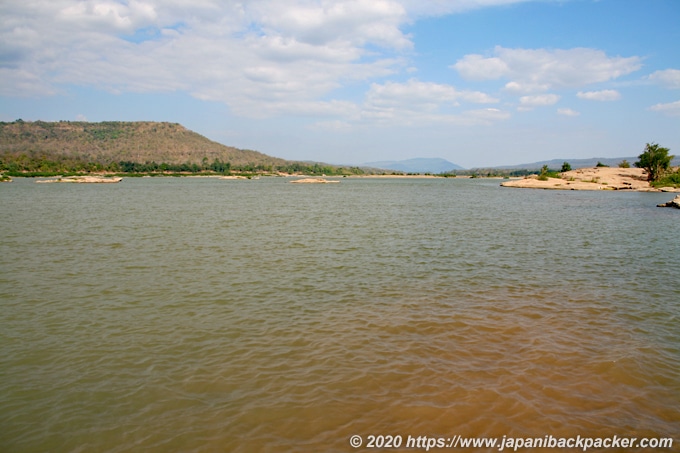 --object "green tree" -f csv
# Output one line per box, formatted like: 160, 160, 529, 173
561, 162, 572, 172
635, 143, 673, 182
618, 159, 630, 168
